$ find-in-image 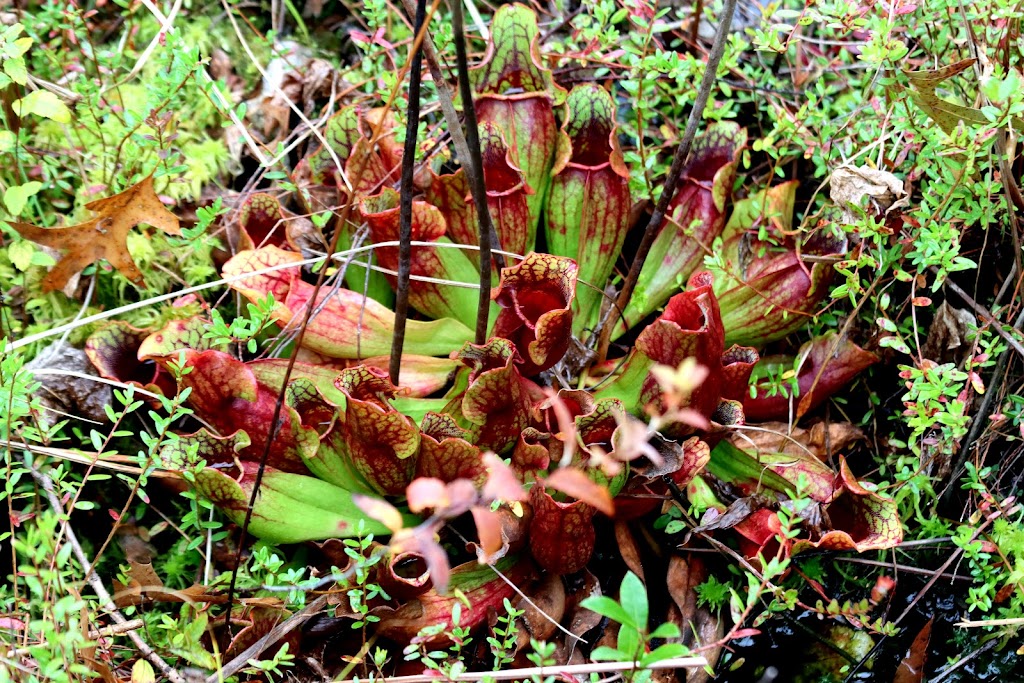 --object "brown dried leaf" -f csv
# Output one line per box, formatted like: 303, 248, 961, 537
893, 618, 932, 683
667, 555, 699, 619
352, 494, 405, 533
517, 573, 566, 641
903, 59, 1024, 135
830, 164, 907, 225
12, 175, 180, 292
112, 562, 225, 607
922, 301, 977, 364
615, 521, 645, 581
666, 557, 724, 683
564, 570, 604, 639
113, 571, 157, 611
222, 606, 298, 661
